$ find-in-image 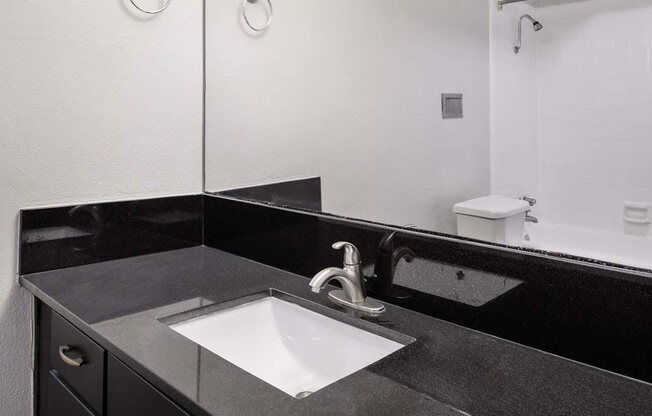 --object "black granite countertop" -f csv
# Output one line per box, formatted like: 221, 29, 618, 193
21, 247, 652, 416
